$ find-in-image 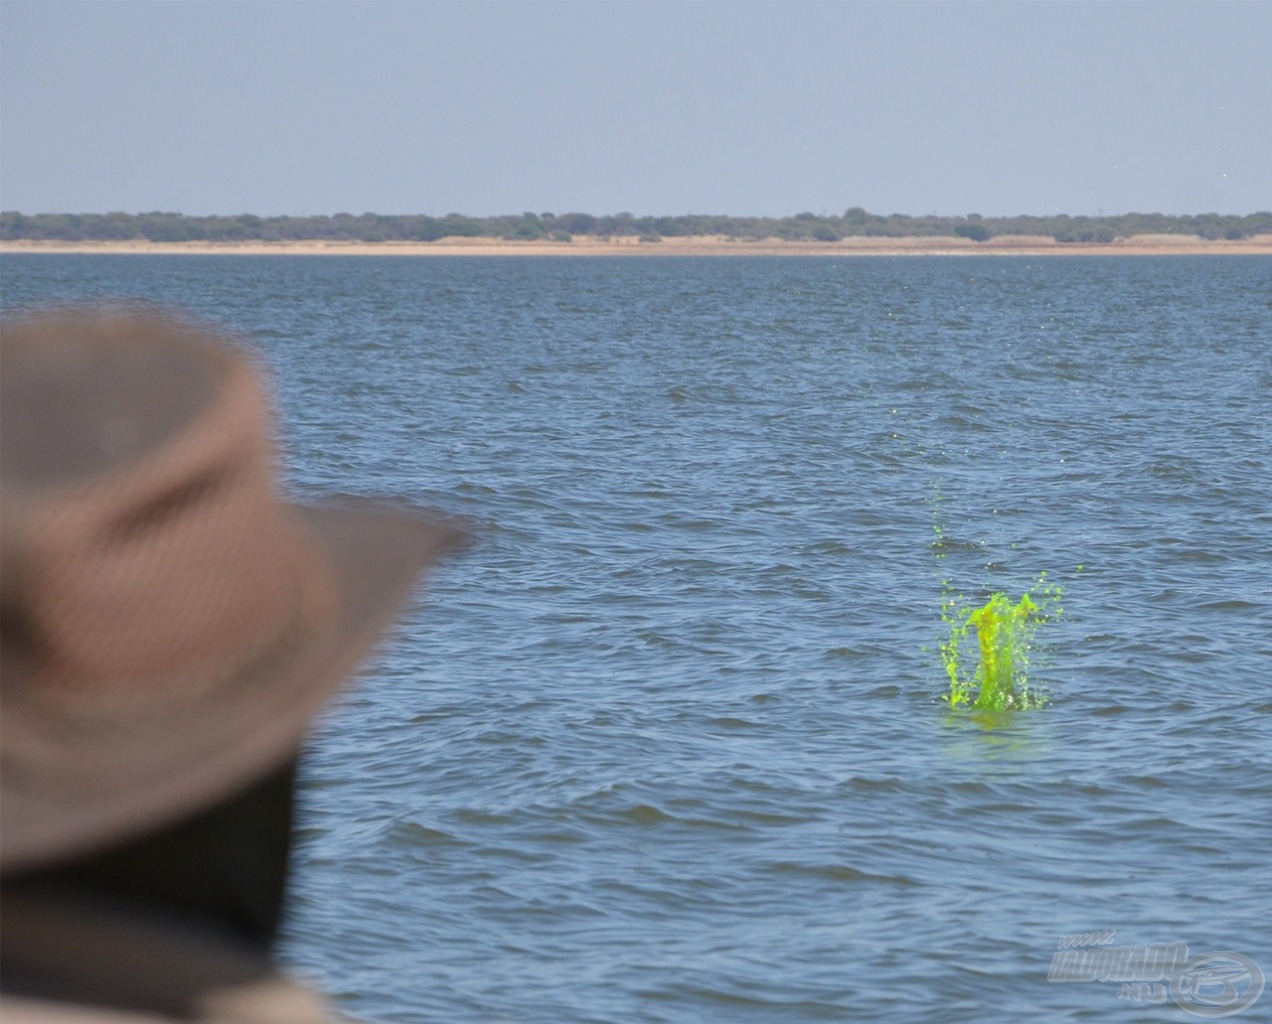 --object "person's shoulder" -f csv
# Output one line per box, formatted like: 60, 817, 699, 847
1, 975, 355, 1024
0, 995, 159, 1023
